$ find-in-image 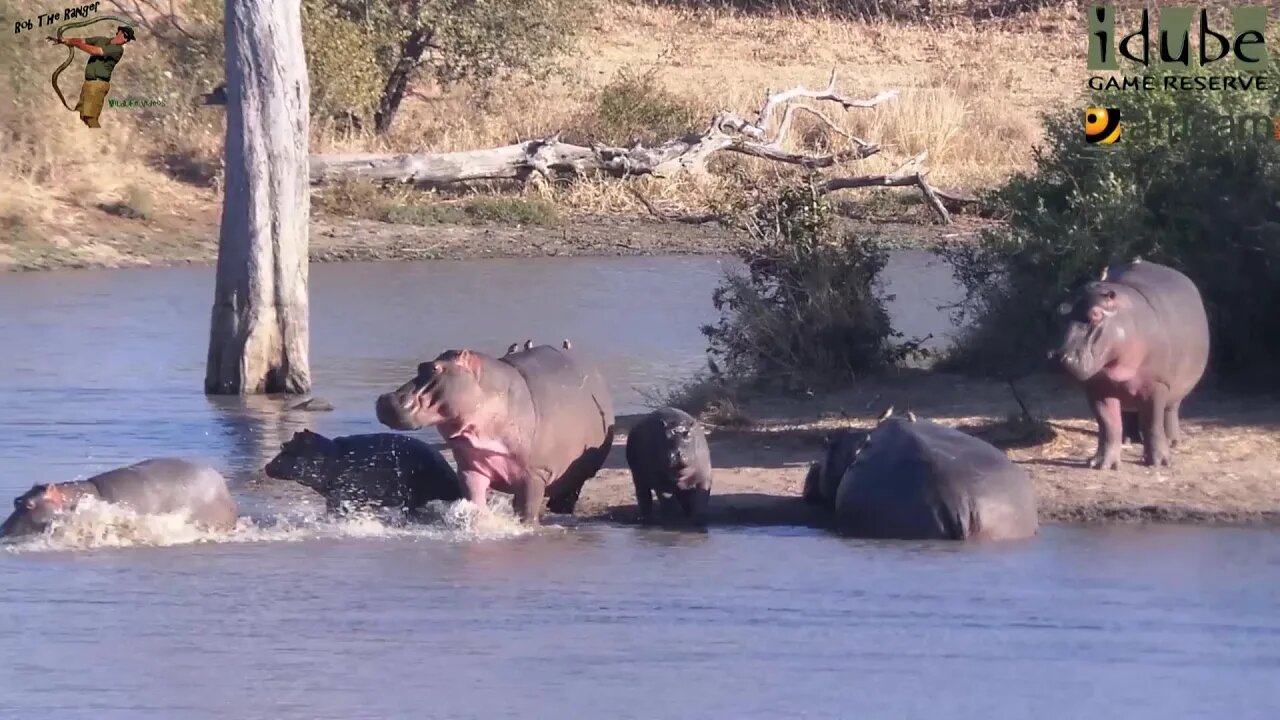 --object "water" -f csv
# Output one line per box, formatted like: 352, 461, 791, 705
1, 253, 1278, 718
